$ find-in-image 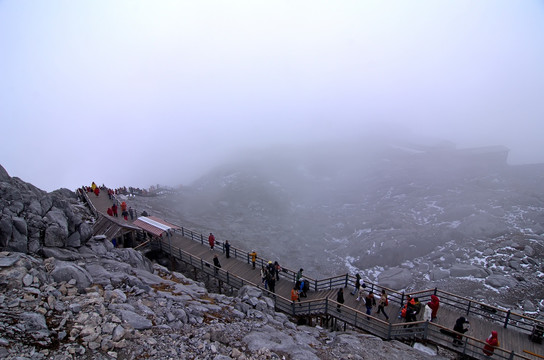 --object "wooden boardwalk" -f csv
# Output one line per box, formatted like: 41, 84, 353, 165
85, 189, 544, 360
